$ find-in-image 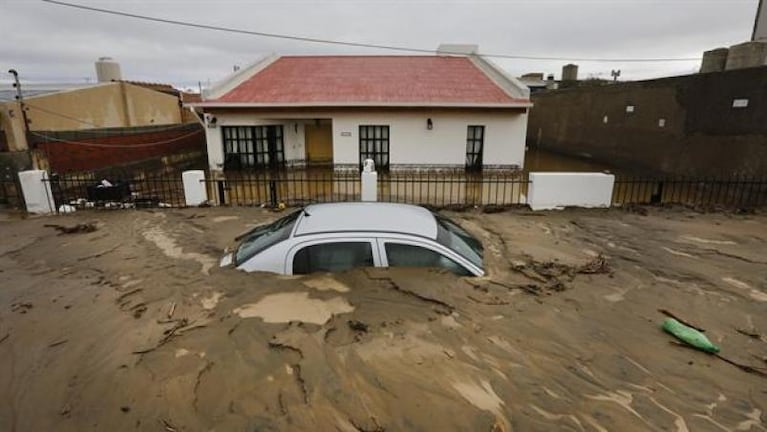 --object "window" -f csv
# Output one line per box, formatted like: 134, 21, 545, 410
465, 126, 484, 171
222, 125, 285, 170
385, 243, 471, 276
434, 214, 483, 268
359, 125, 389, 171
235, 210, 300, 265
293, 242, 374, 274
